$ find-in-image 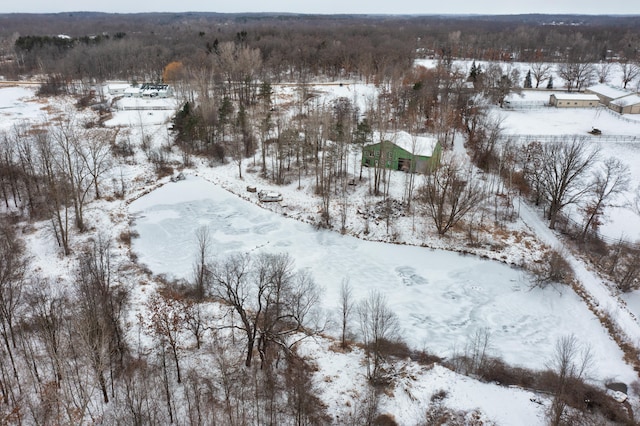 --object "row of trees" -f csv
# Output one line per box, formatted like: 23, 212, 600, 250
2, 14, 639, 85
